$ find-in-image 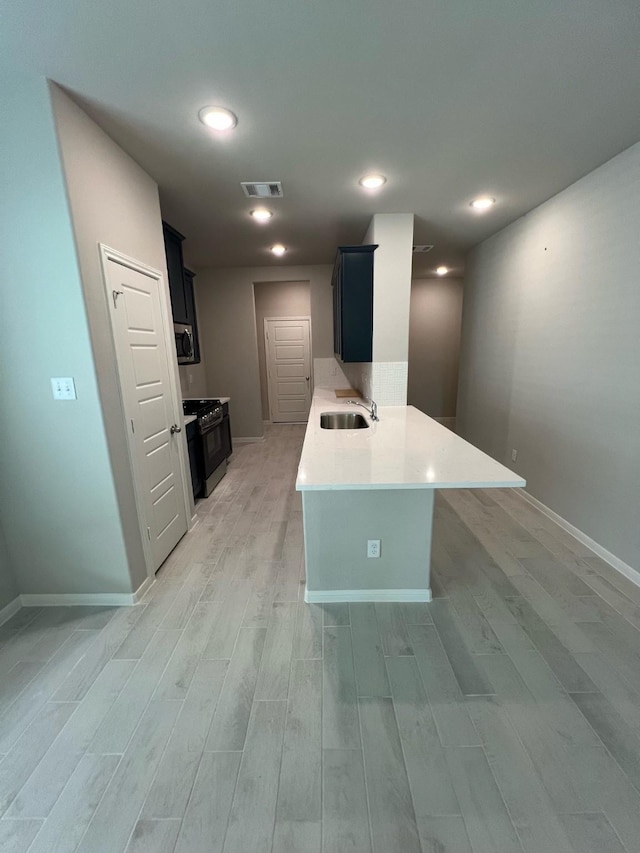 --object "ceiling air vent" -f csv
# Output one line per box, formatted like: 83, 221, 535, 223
241, 181, 283, 199
412, 245, 434, 253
